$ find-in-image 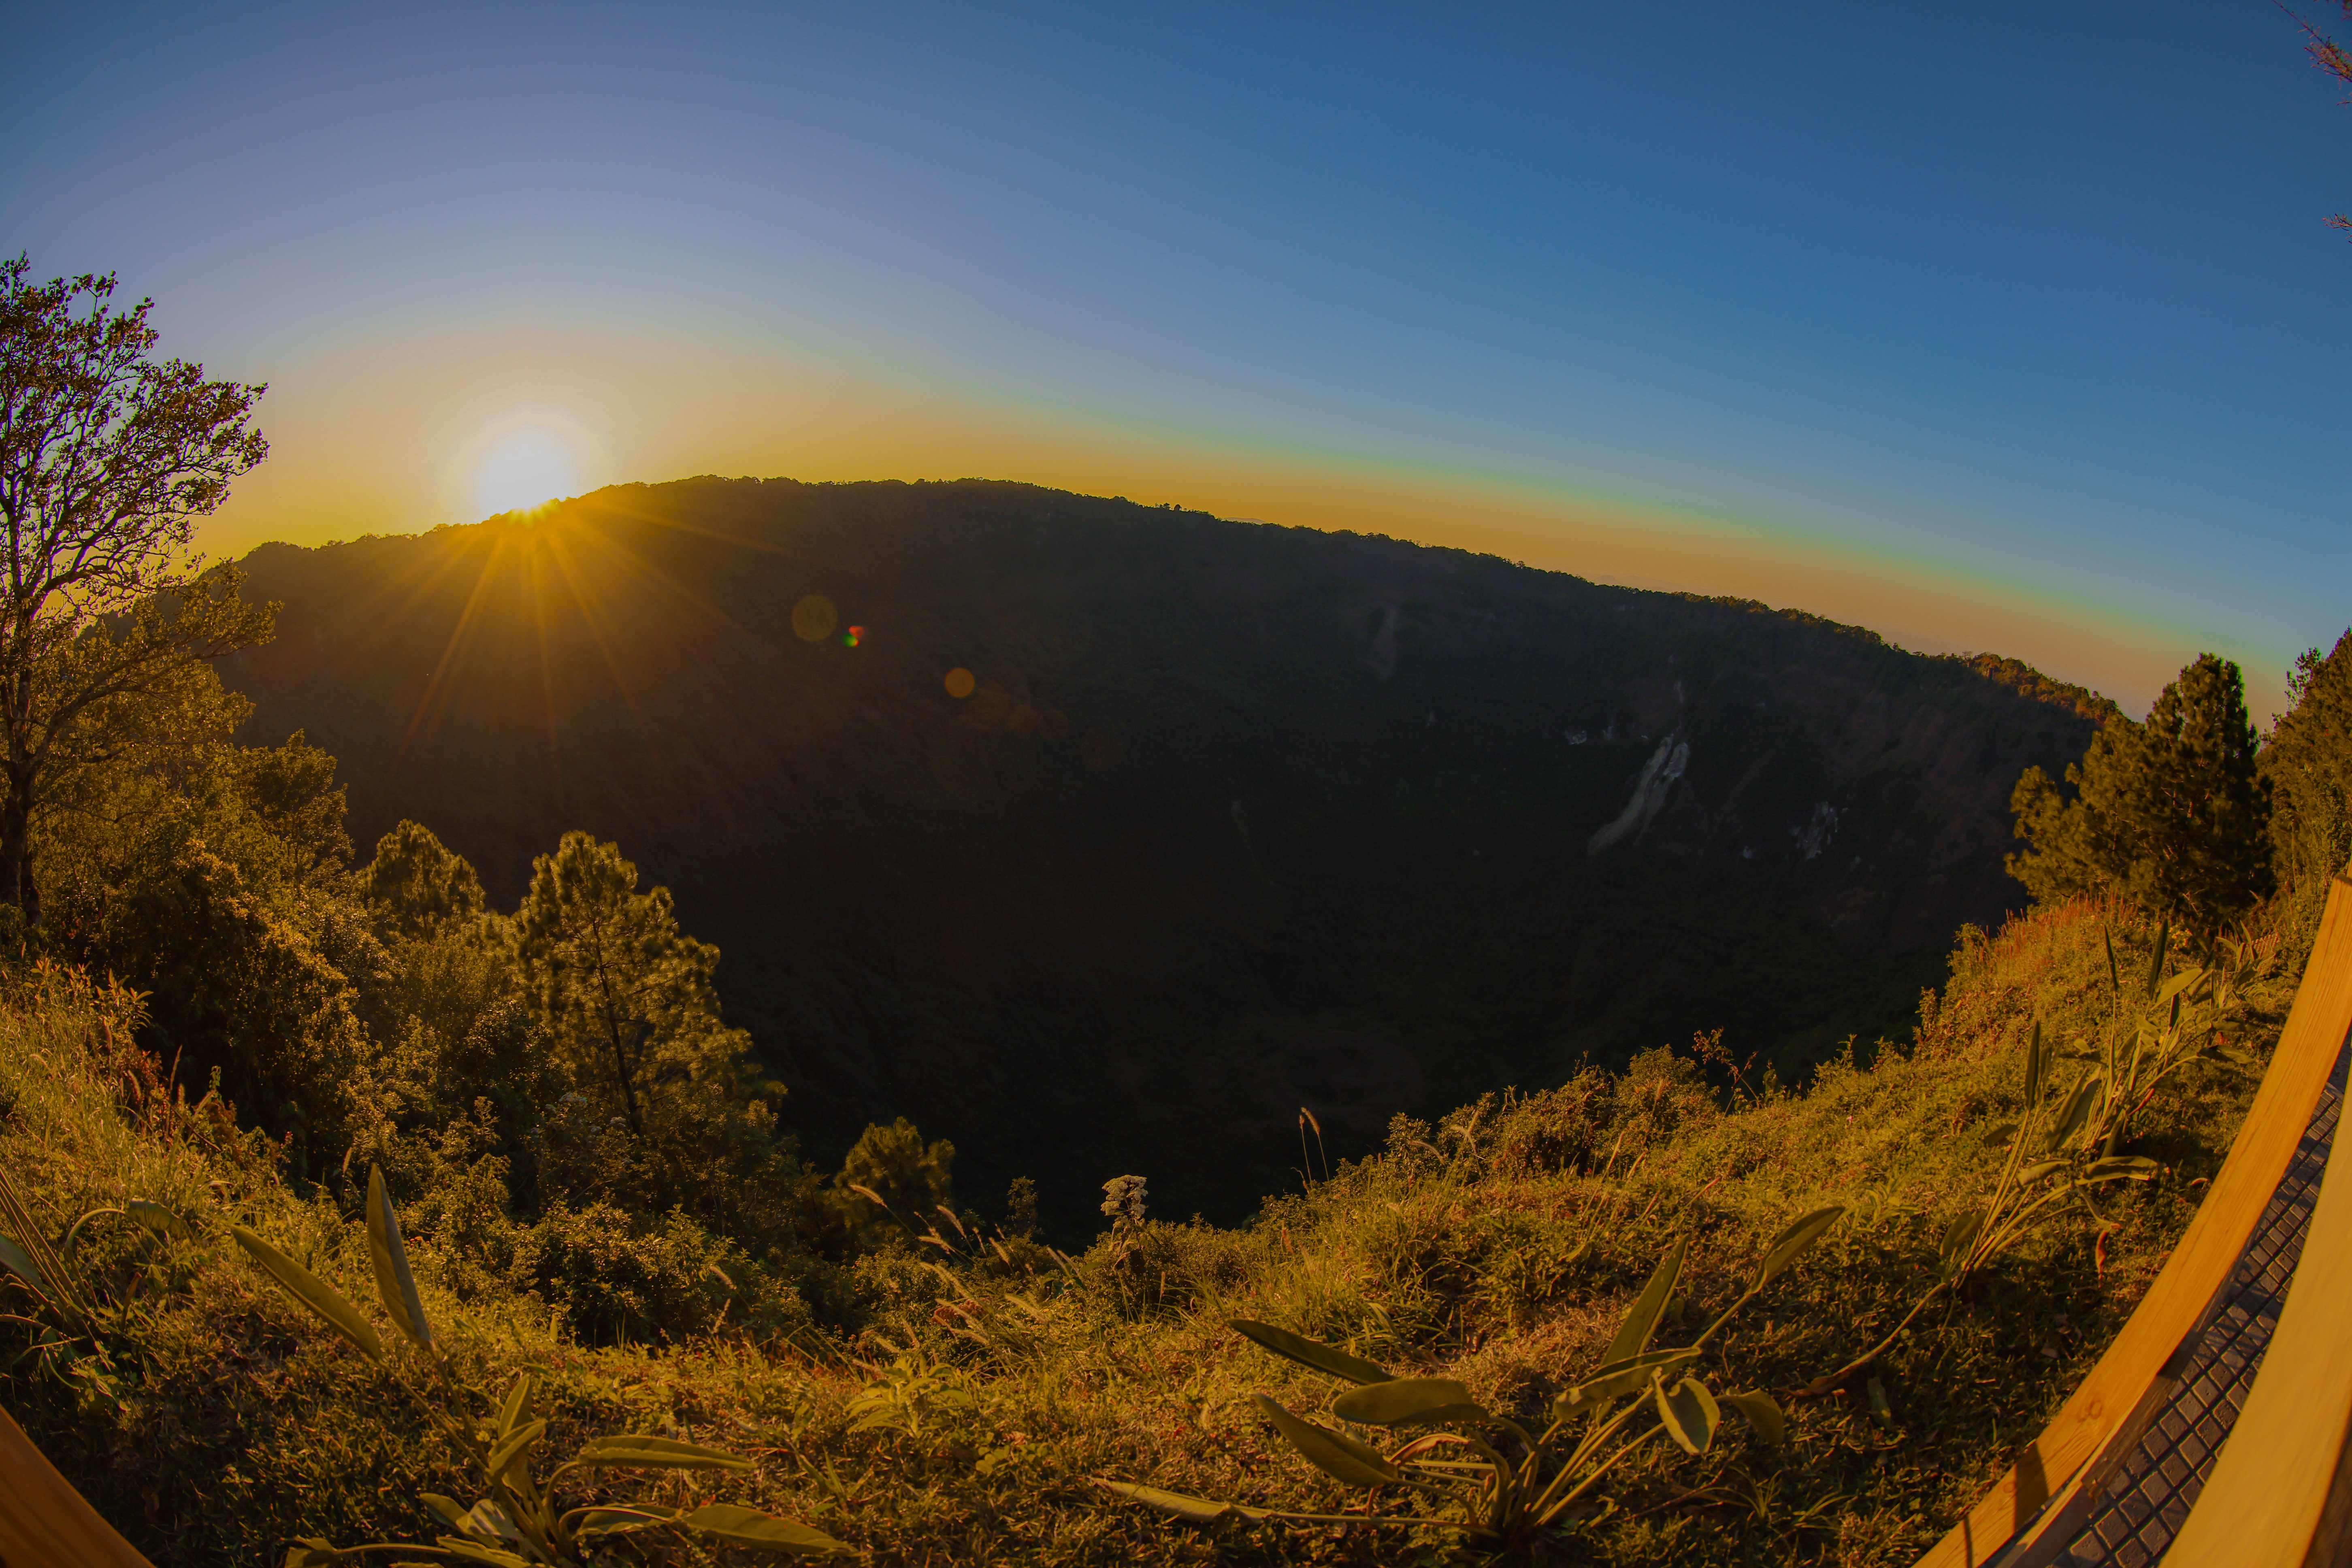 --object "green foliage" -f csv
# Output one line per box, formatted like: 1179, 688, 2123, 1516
1102, 1214, 1830, 1549
235, 1165, 849, 1564
364, 819, 486, 942
2010, 652, 2272, 927
2266, 629, 2352, 883
815, 1116, 958, 1258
